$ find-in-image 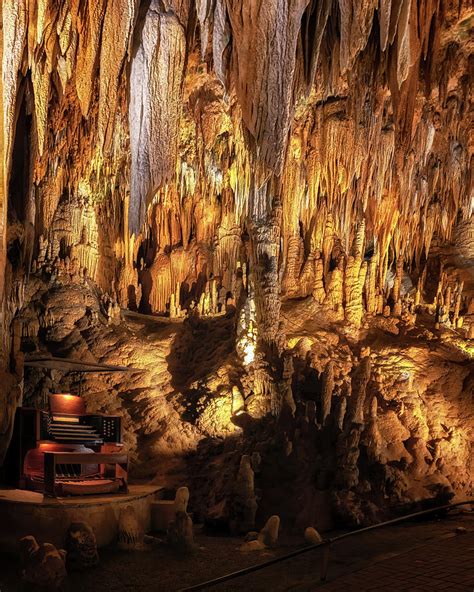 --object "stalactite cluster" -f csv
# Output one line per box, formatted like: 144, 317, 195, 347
0, 0, 472, 525
1, 1, 471, 329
